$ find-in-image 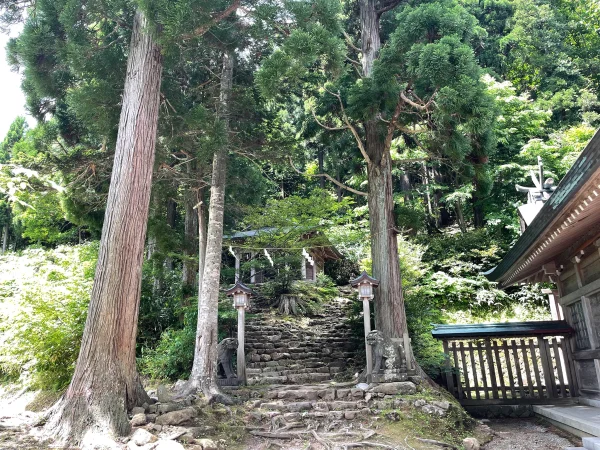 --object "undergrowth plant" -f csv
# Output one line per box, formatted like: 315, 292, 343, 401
0, 243, 98, 389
